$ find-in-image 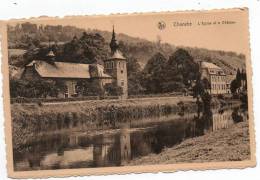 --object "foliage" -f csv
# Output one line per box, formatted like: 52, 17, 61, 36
142, 52, 167, 93
230, 79, 240, 94
76, 79, 104, 96
104, 82, 123, 96
192, 73, 212, 113
127, 57, 145, 95
230, 68, 247, 95
8, 23, 247, 97
164, 48, 199, 89
62, 33, 109, 64
10, 79, 66, 98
